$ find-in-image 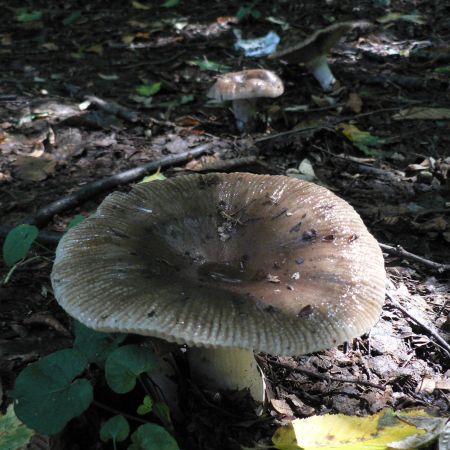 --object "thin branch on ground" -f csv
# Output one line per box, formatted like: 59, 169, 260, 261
380, 243, 450, 272
188, 156, 259, 172
93, 400, 148, 424
23, 143, 214, 228
84, 95, 139, 123
255, 107, 404, 143
272, 360, 386, 390
386, 292, 450, 357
